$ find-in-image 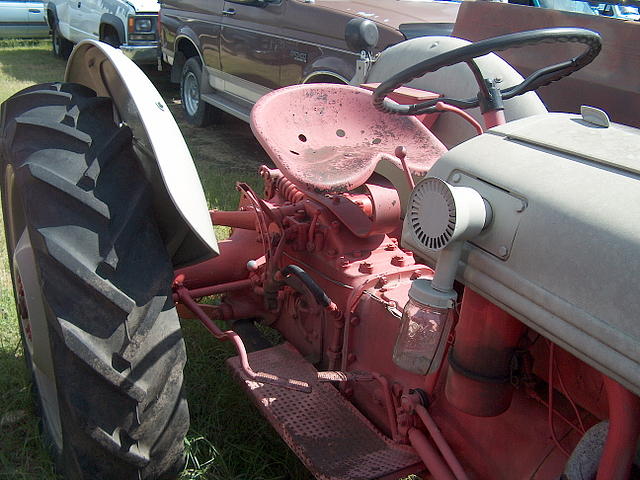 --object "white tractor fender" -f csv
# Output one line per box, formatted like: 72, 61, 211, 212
65, 40, 218, 267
